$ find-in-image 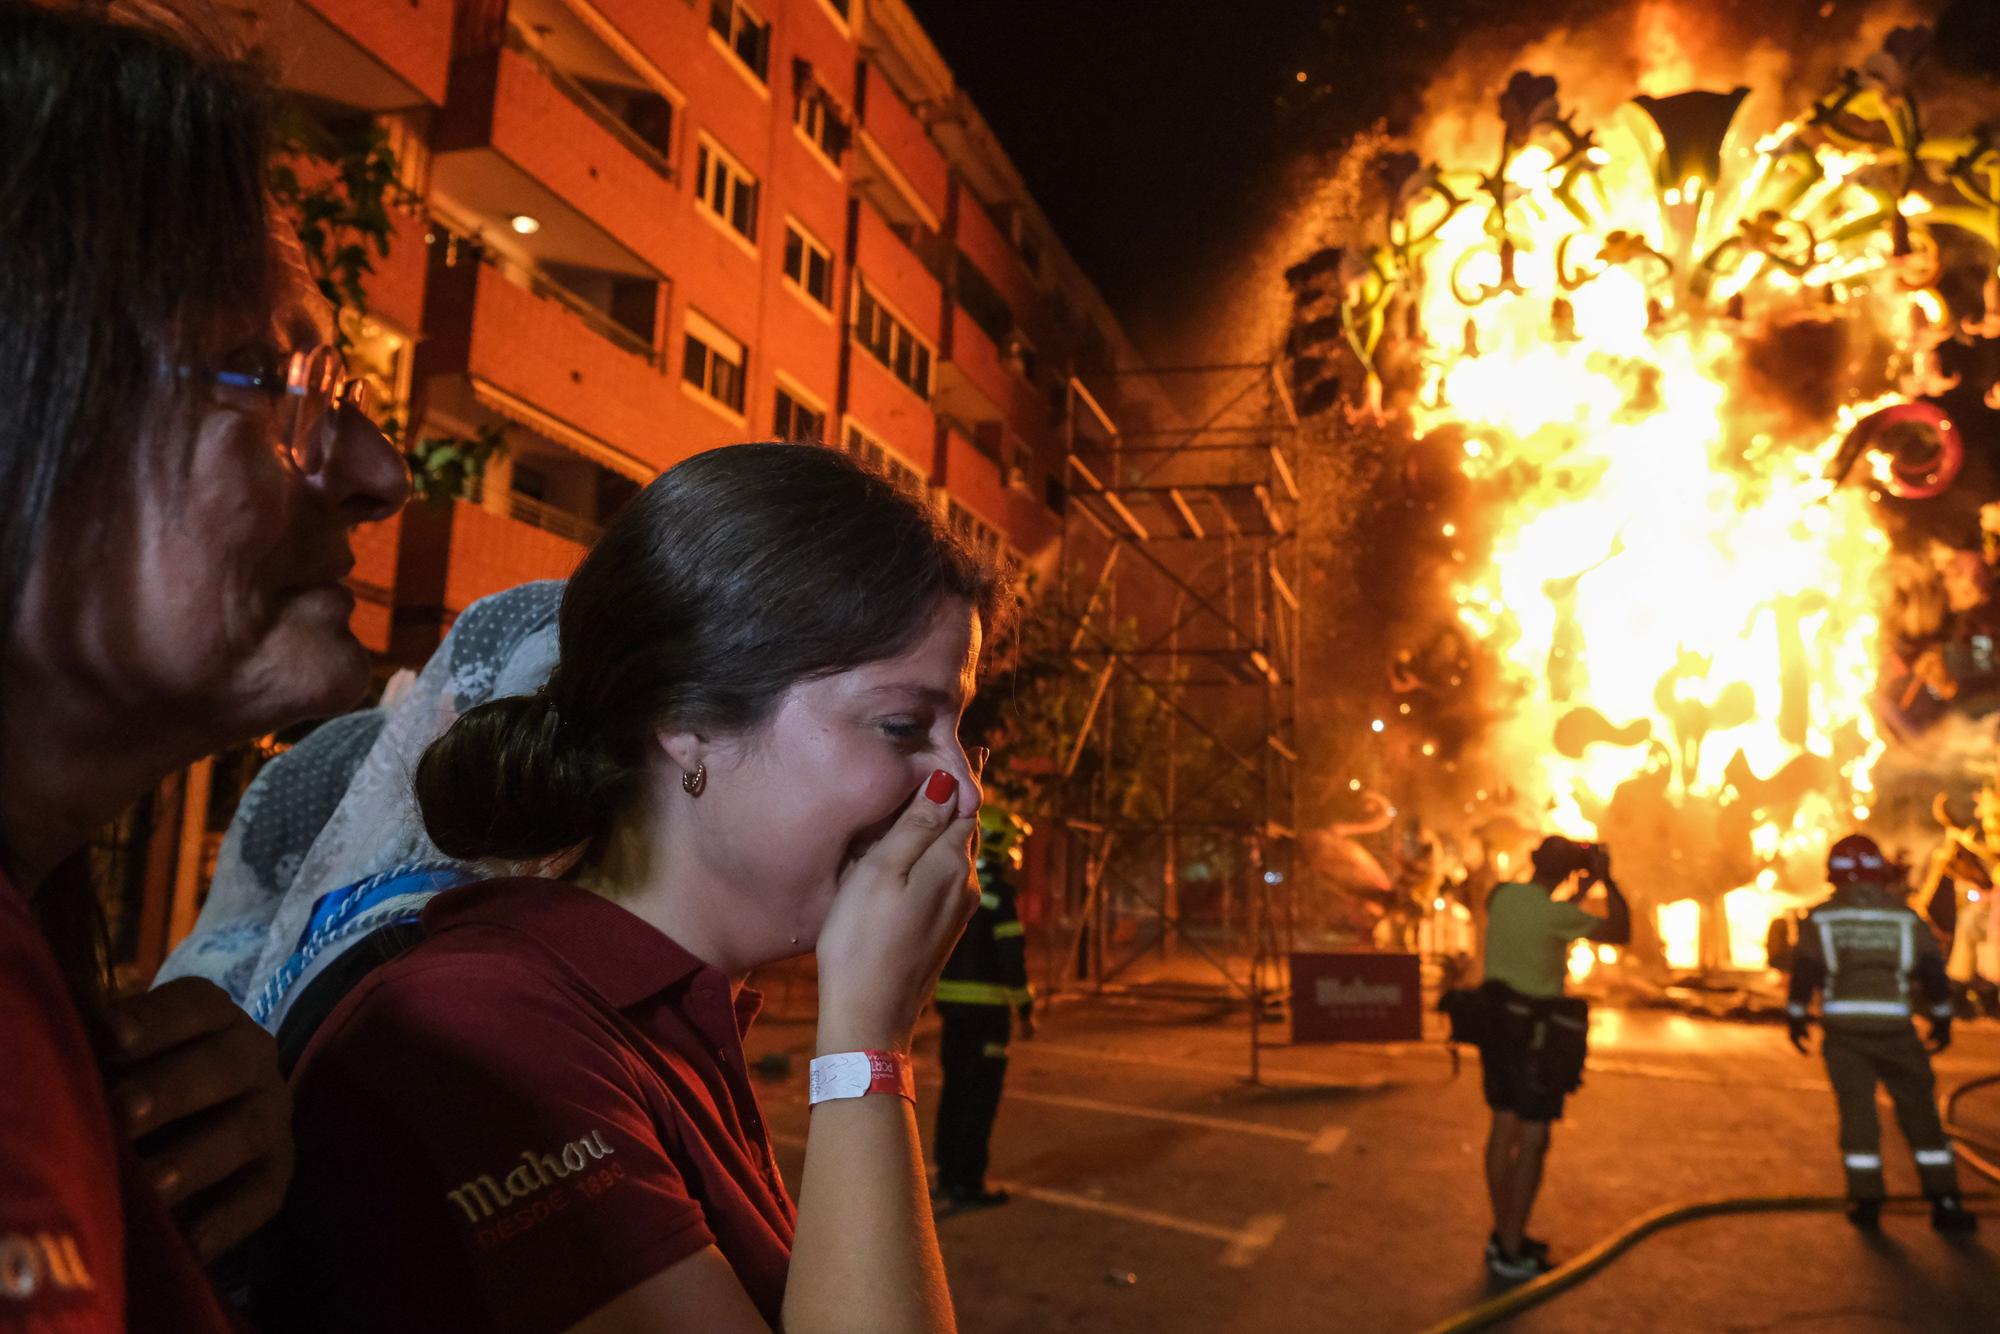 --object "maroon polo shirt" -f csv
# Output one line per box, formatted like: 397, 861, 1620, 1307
262, 877, 797, 1333
0, 875, 233, 1333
